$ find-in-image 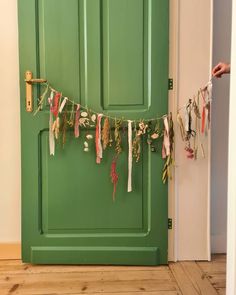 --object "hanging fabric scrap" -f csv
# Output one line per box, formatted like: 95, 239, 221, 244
127, 120, 133, 193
